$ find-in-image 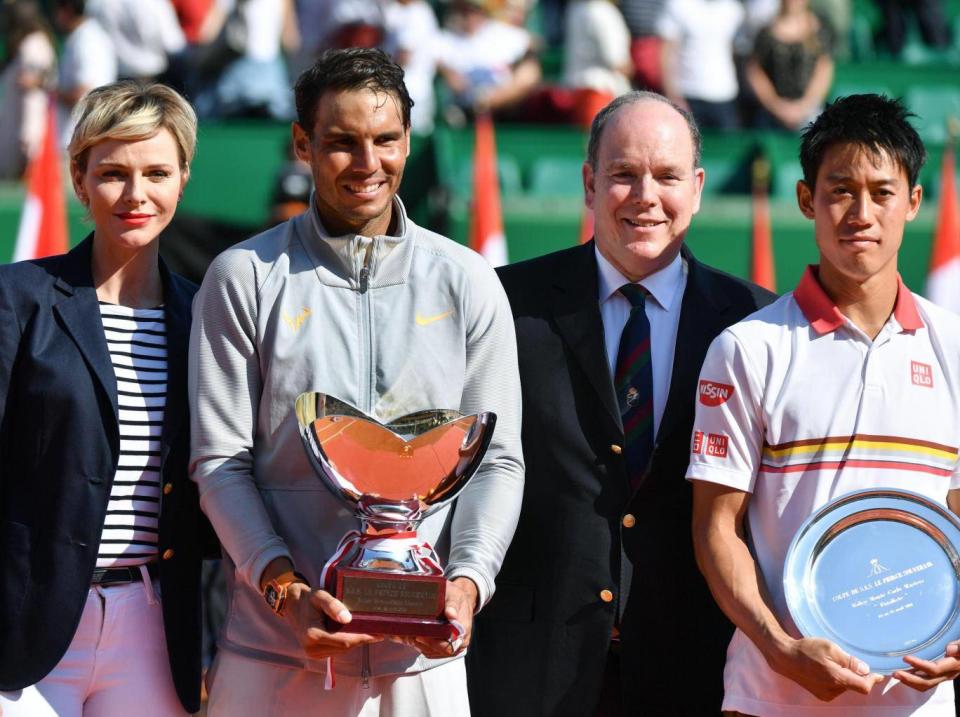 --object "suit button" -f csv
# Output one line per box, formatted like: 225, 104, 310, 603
622, 514, 636, 528
610, 444, 622, 455
162, 549, 175, 560
599, 589, 614, 603
163, 483, 173, 495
